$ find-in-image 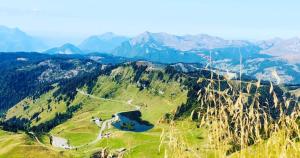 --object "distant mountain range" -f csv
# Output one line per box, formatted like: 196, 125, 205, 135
125, 31, 251, 51
1, 26, 299, 63
0, 26, 299, 84
112, 32, 258, 63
